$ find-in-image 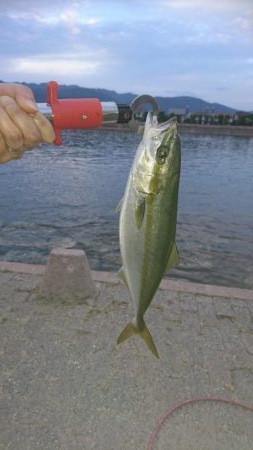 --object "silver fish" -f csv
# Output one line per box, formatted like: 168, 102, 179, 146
117, 112, 181, 357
